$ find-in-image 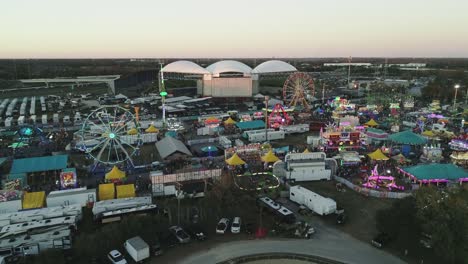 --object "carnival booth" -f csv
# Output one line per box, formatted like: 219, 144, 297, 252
398, 164, 468, 186
450, 152, 468, 167
367, 149, 389, 161
145, 125, 159, 134
365, 128, 389, 144
420, 145, 443, 163
388, 130, 427, 157
365, 119, 379, 128
322, 125, 365, 152
105, 166, 126, 183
